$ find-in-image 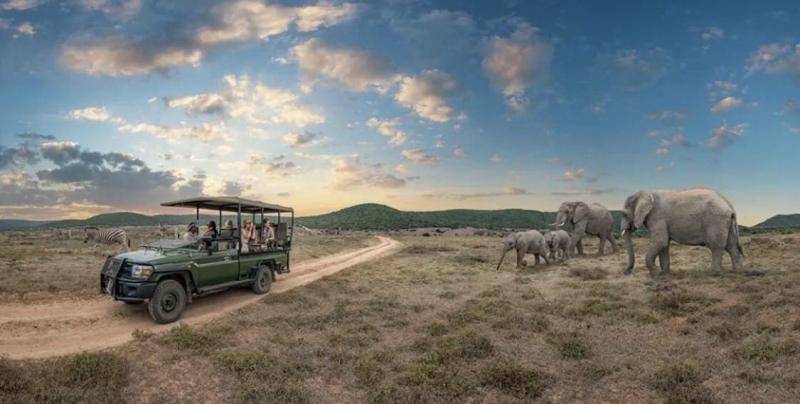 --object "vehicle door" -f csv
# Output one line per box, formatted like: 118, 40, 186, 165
190, 246, 239, 288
